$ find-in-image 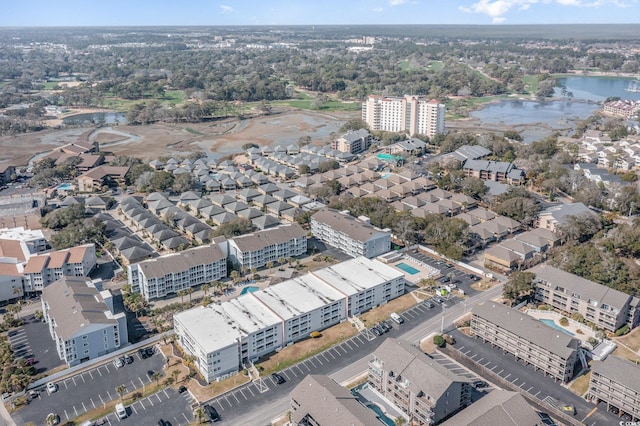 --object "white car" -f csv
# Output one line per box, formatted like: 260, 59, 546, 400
46, 382, 57, 394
